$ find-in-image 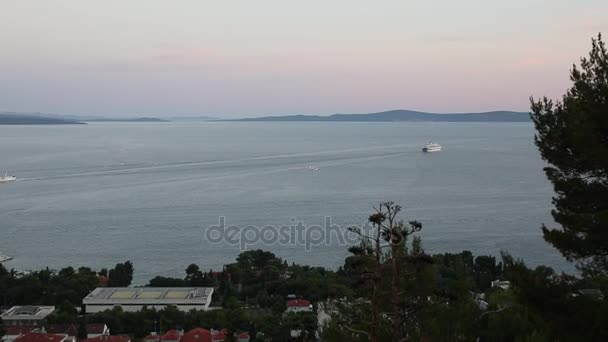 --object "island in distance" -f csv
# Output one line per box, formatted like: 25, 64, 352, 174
1, 110, 531, 124
232, 109, 531, 122
82, 117, 170, 122
0, 112, 172, 124
0, 112, 84, 125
